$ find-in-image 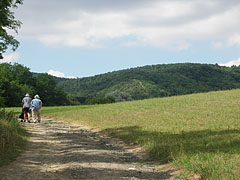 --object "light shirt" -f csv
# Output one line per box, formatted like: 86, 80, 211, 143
22, 97, 32, 108
31, 99, 42, 110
